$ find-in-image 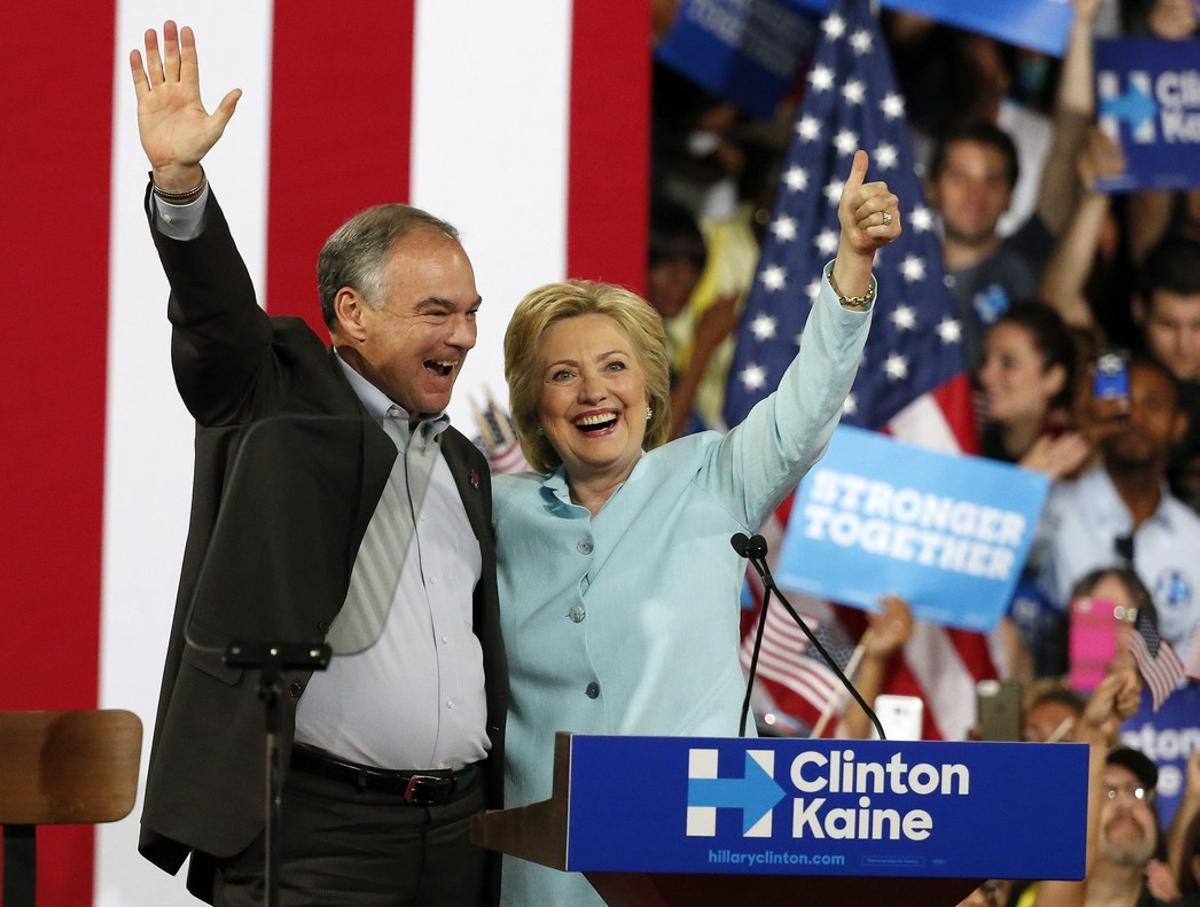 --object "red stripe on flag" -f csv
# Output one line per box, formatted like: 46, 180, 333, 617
0, 3, 115, 903
567, 0, 650, 293
932, 372, 980, 454
264, 0, 416, 329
